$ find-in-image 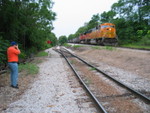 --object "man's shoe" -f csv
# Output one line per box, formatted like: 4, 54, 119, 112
11, 85, 19, 89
